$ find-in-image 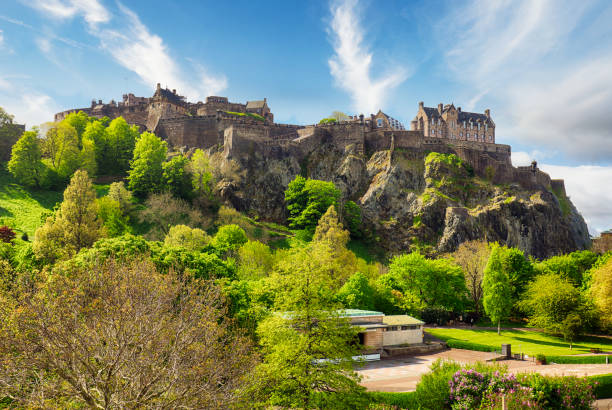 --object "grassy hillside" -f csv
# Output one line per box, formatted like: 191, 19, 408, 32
0, 164, 62, 237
